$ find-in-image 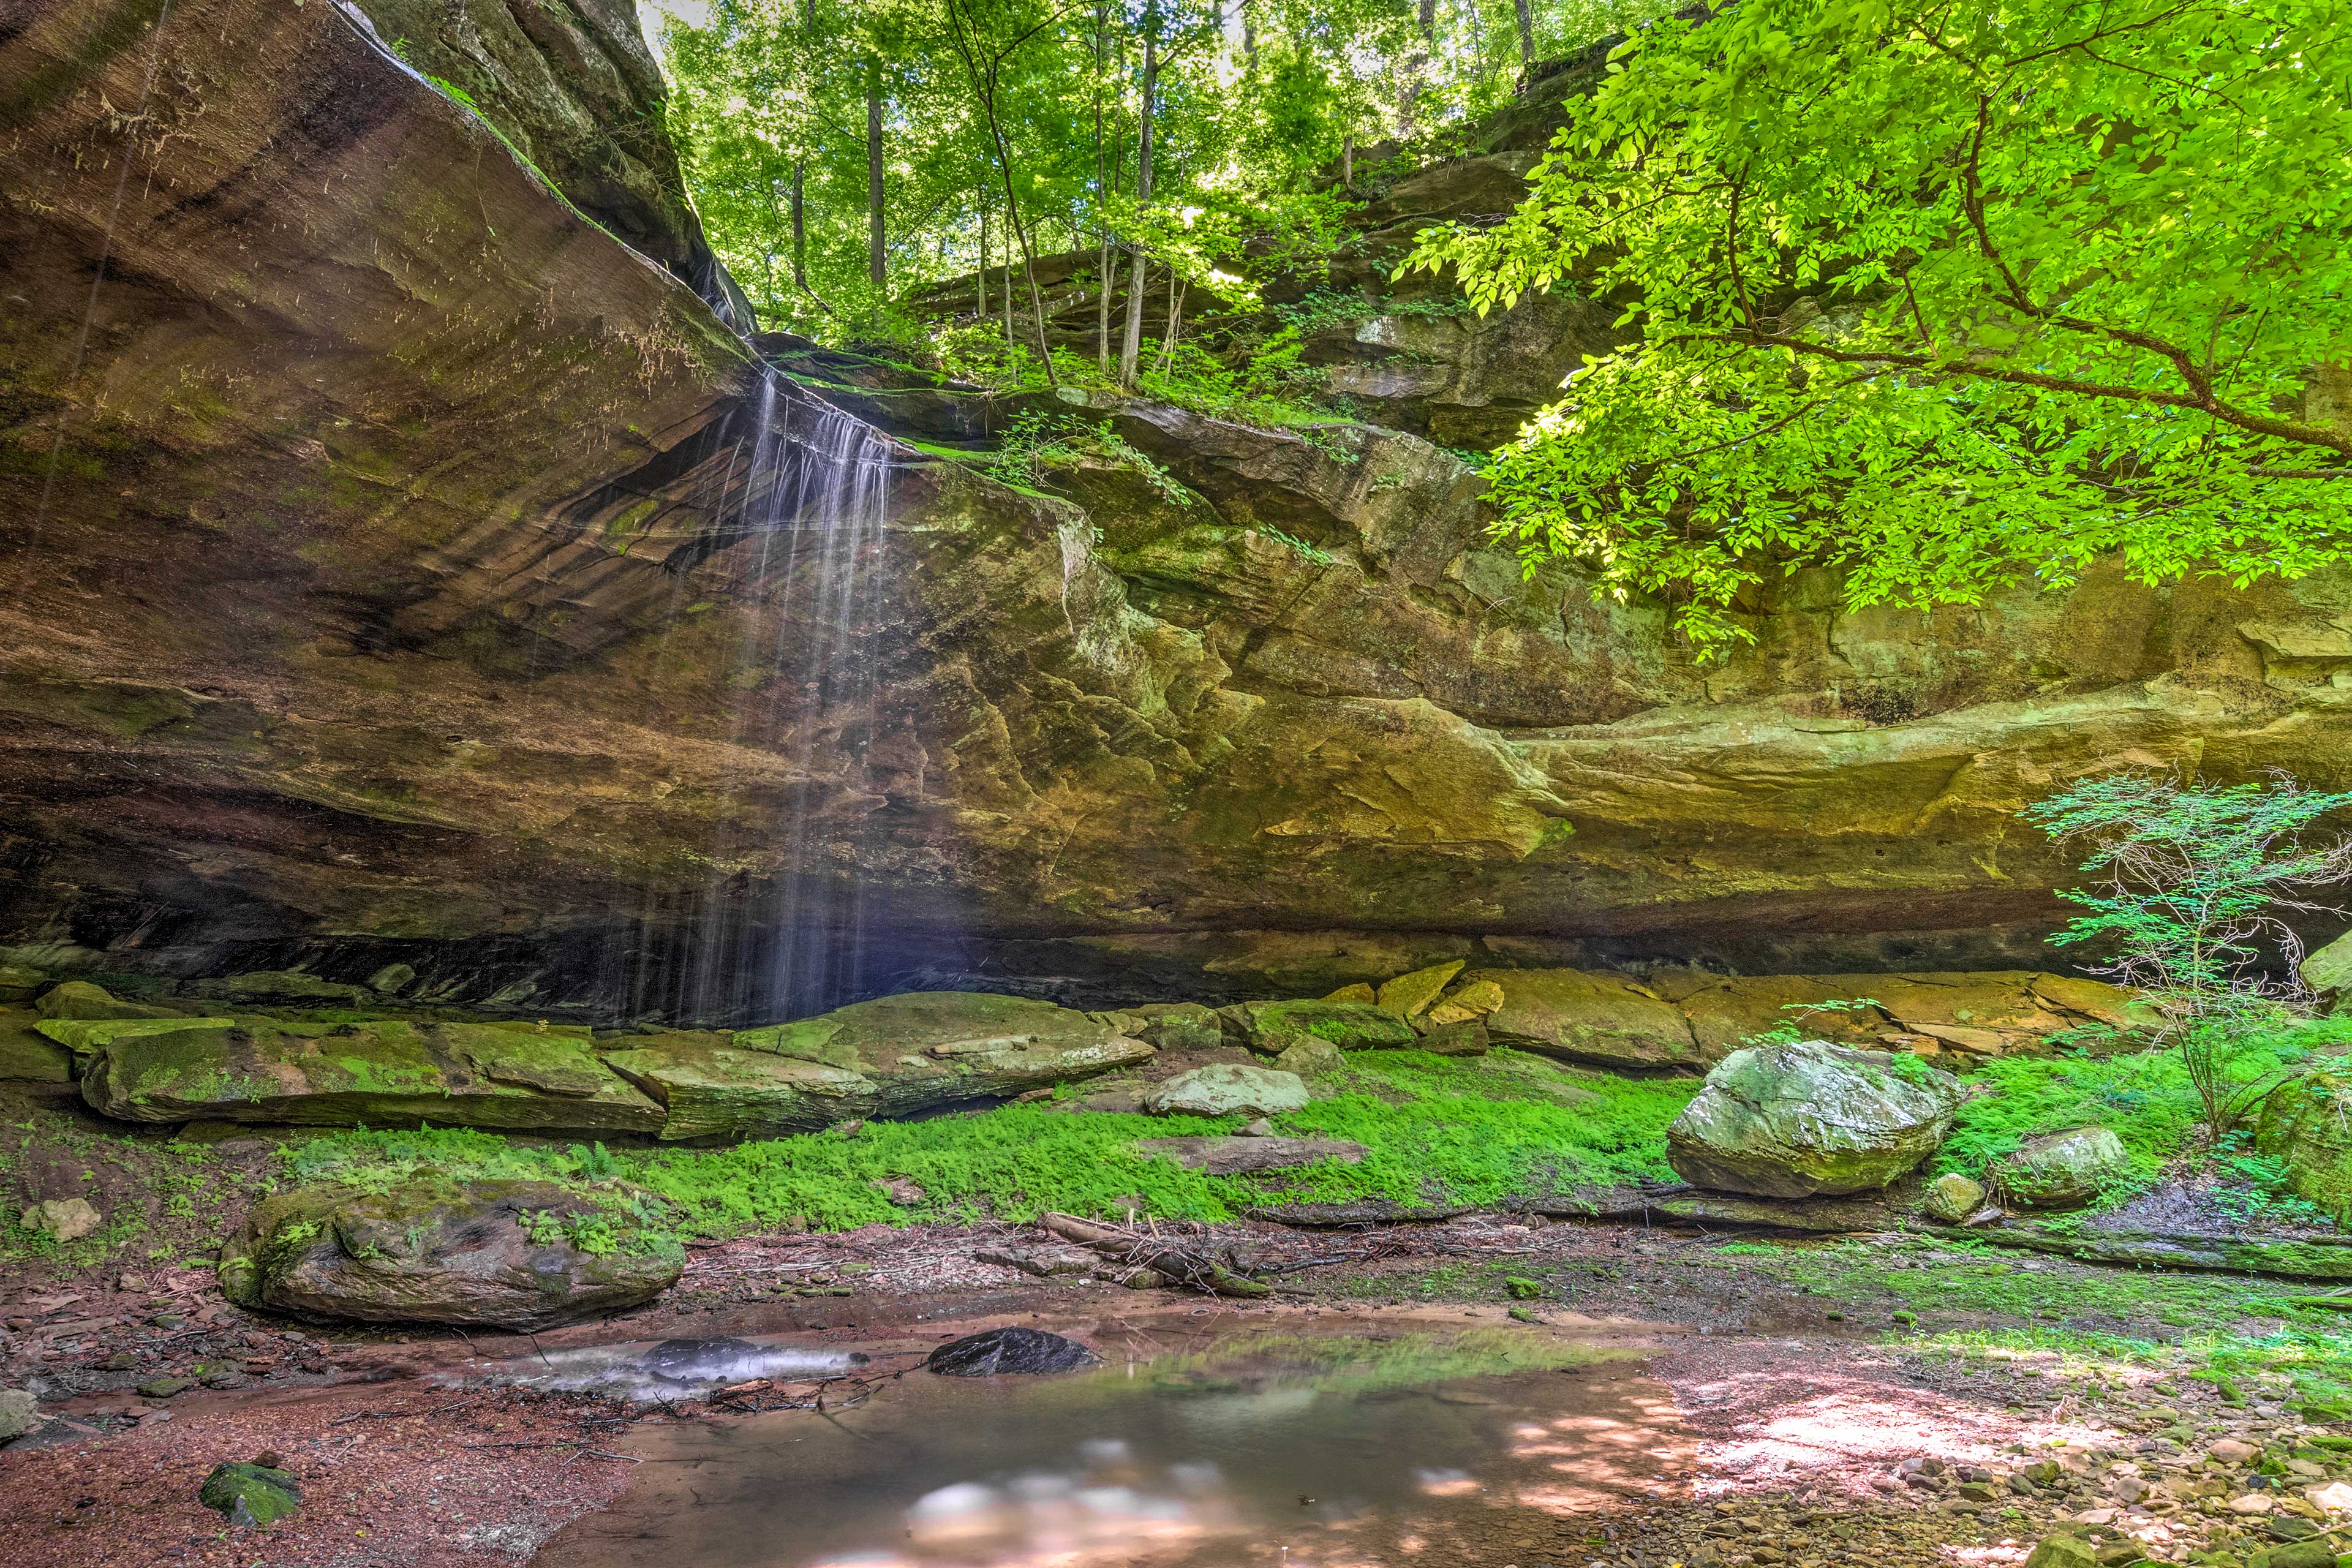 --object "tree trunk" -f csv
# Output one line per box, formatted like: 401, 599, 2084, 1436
865, 58, 885, 288
1095, 1, 1112, 372
1157, 276, 1185, 374
1513, 0, 1534, 68
977, 203, 989, 320
1001, 221, 1017, 356
790, 164, 807, 290
1118, 22, 1156, 390
1341, 132, 1354, 194
1400, 0, 1436, 134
